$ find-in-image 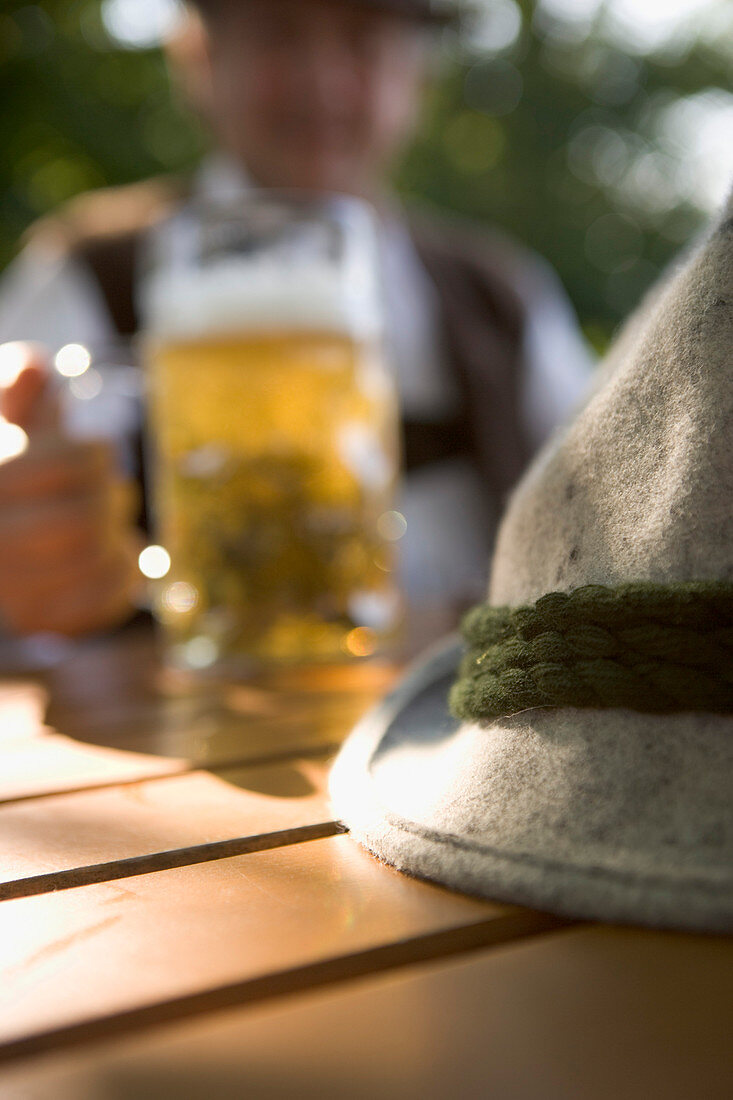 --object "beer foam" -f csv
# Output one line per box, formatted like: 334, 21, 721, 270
142, 258, 381, 343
